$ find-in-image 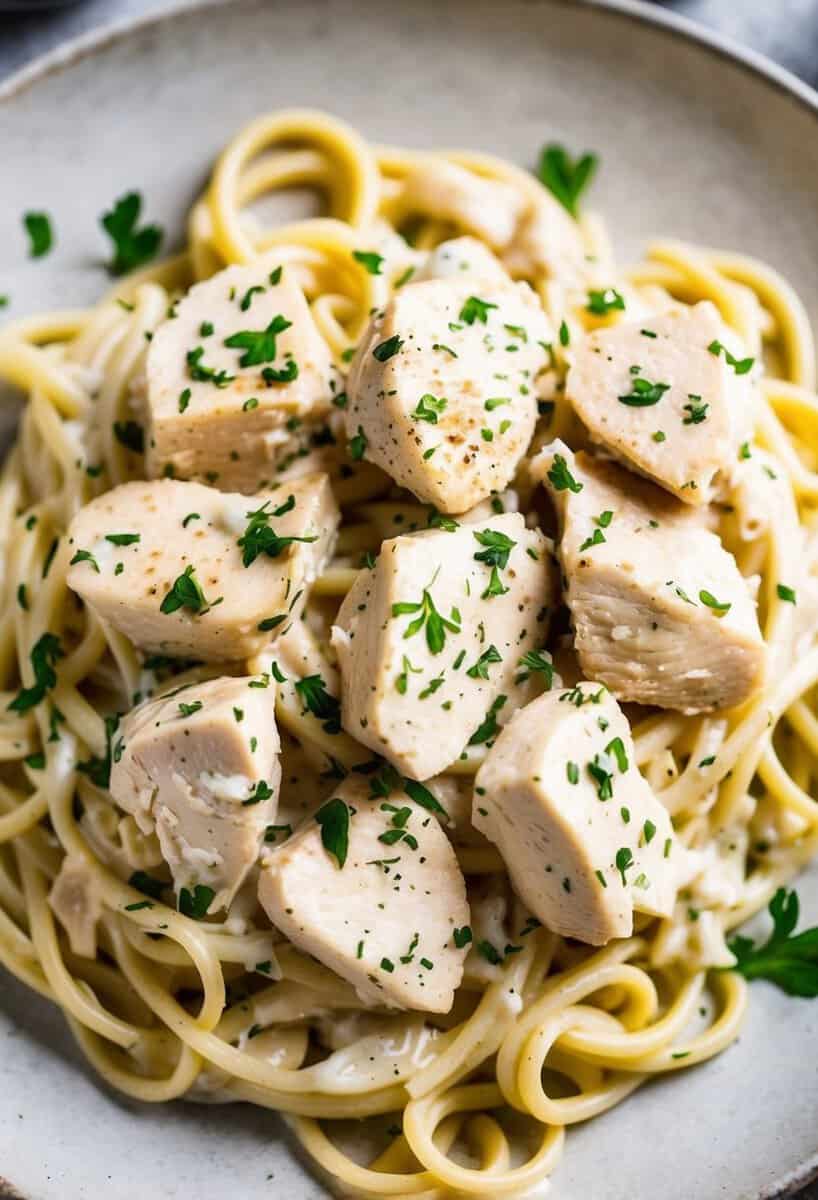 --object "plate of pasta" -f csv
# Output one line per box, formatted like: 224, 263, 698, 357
2, 1, 818, 1198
